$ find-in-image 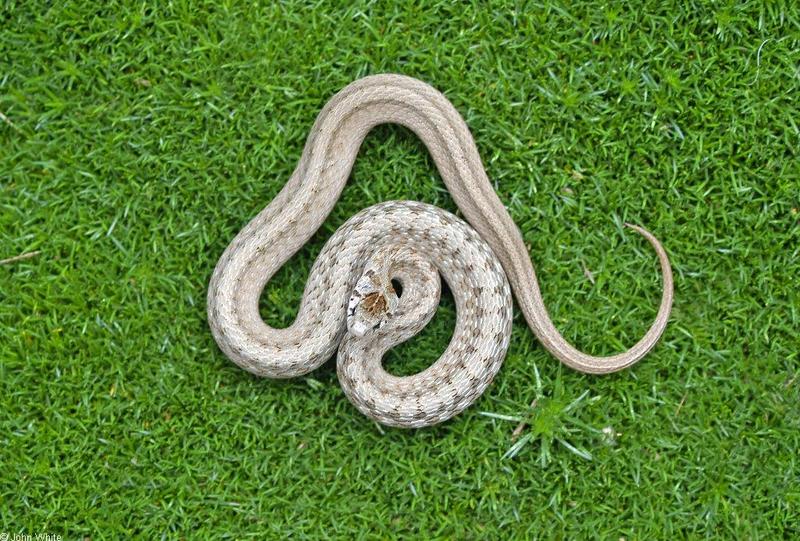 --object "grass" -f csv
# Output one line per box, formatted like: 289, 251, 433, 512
1, 0, 799, 538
